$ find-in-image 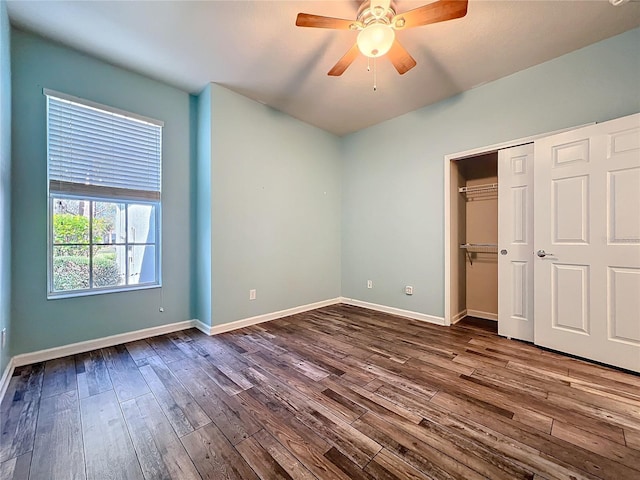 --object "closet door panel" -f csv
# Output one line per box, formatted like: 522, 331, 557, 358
534, 113, 640, 373
498, 143, 535, 342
